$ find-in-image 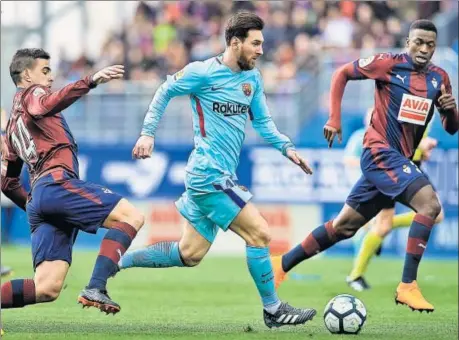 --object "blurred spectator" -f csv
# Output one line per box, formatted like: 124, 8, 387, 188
55, 1, 447, 88
322, 5, 354, 48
